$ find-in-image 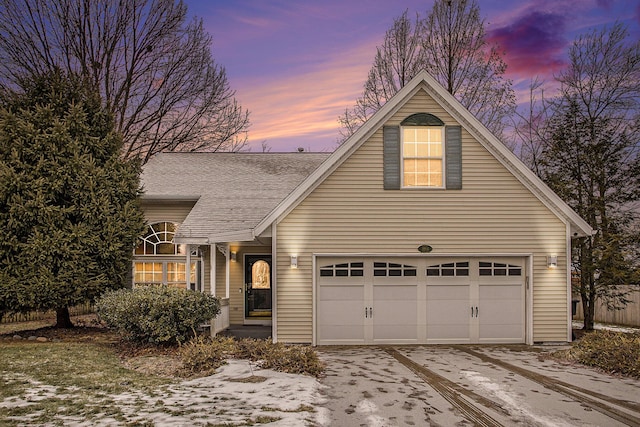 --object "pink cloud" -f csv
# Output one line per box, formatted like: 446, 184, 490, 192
234, 39, 378, 151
